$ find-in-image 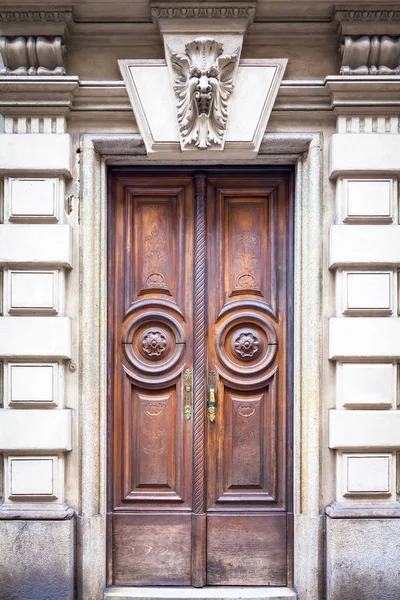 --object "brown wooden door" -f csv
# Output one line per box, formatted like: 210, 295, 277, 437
108, 167, 293, 588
